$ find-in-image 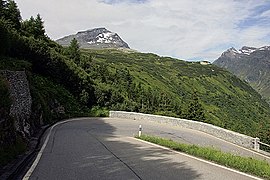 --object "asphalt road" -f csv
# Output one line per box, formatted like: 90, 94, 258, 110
24, 118, 265, 180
